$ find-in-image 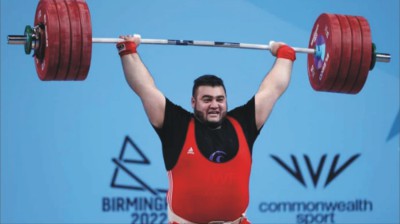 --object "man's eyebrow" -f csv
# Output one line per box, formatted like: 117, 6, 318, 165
201, 95, 225, 99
